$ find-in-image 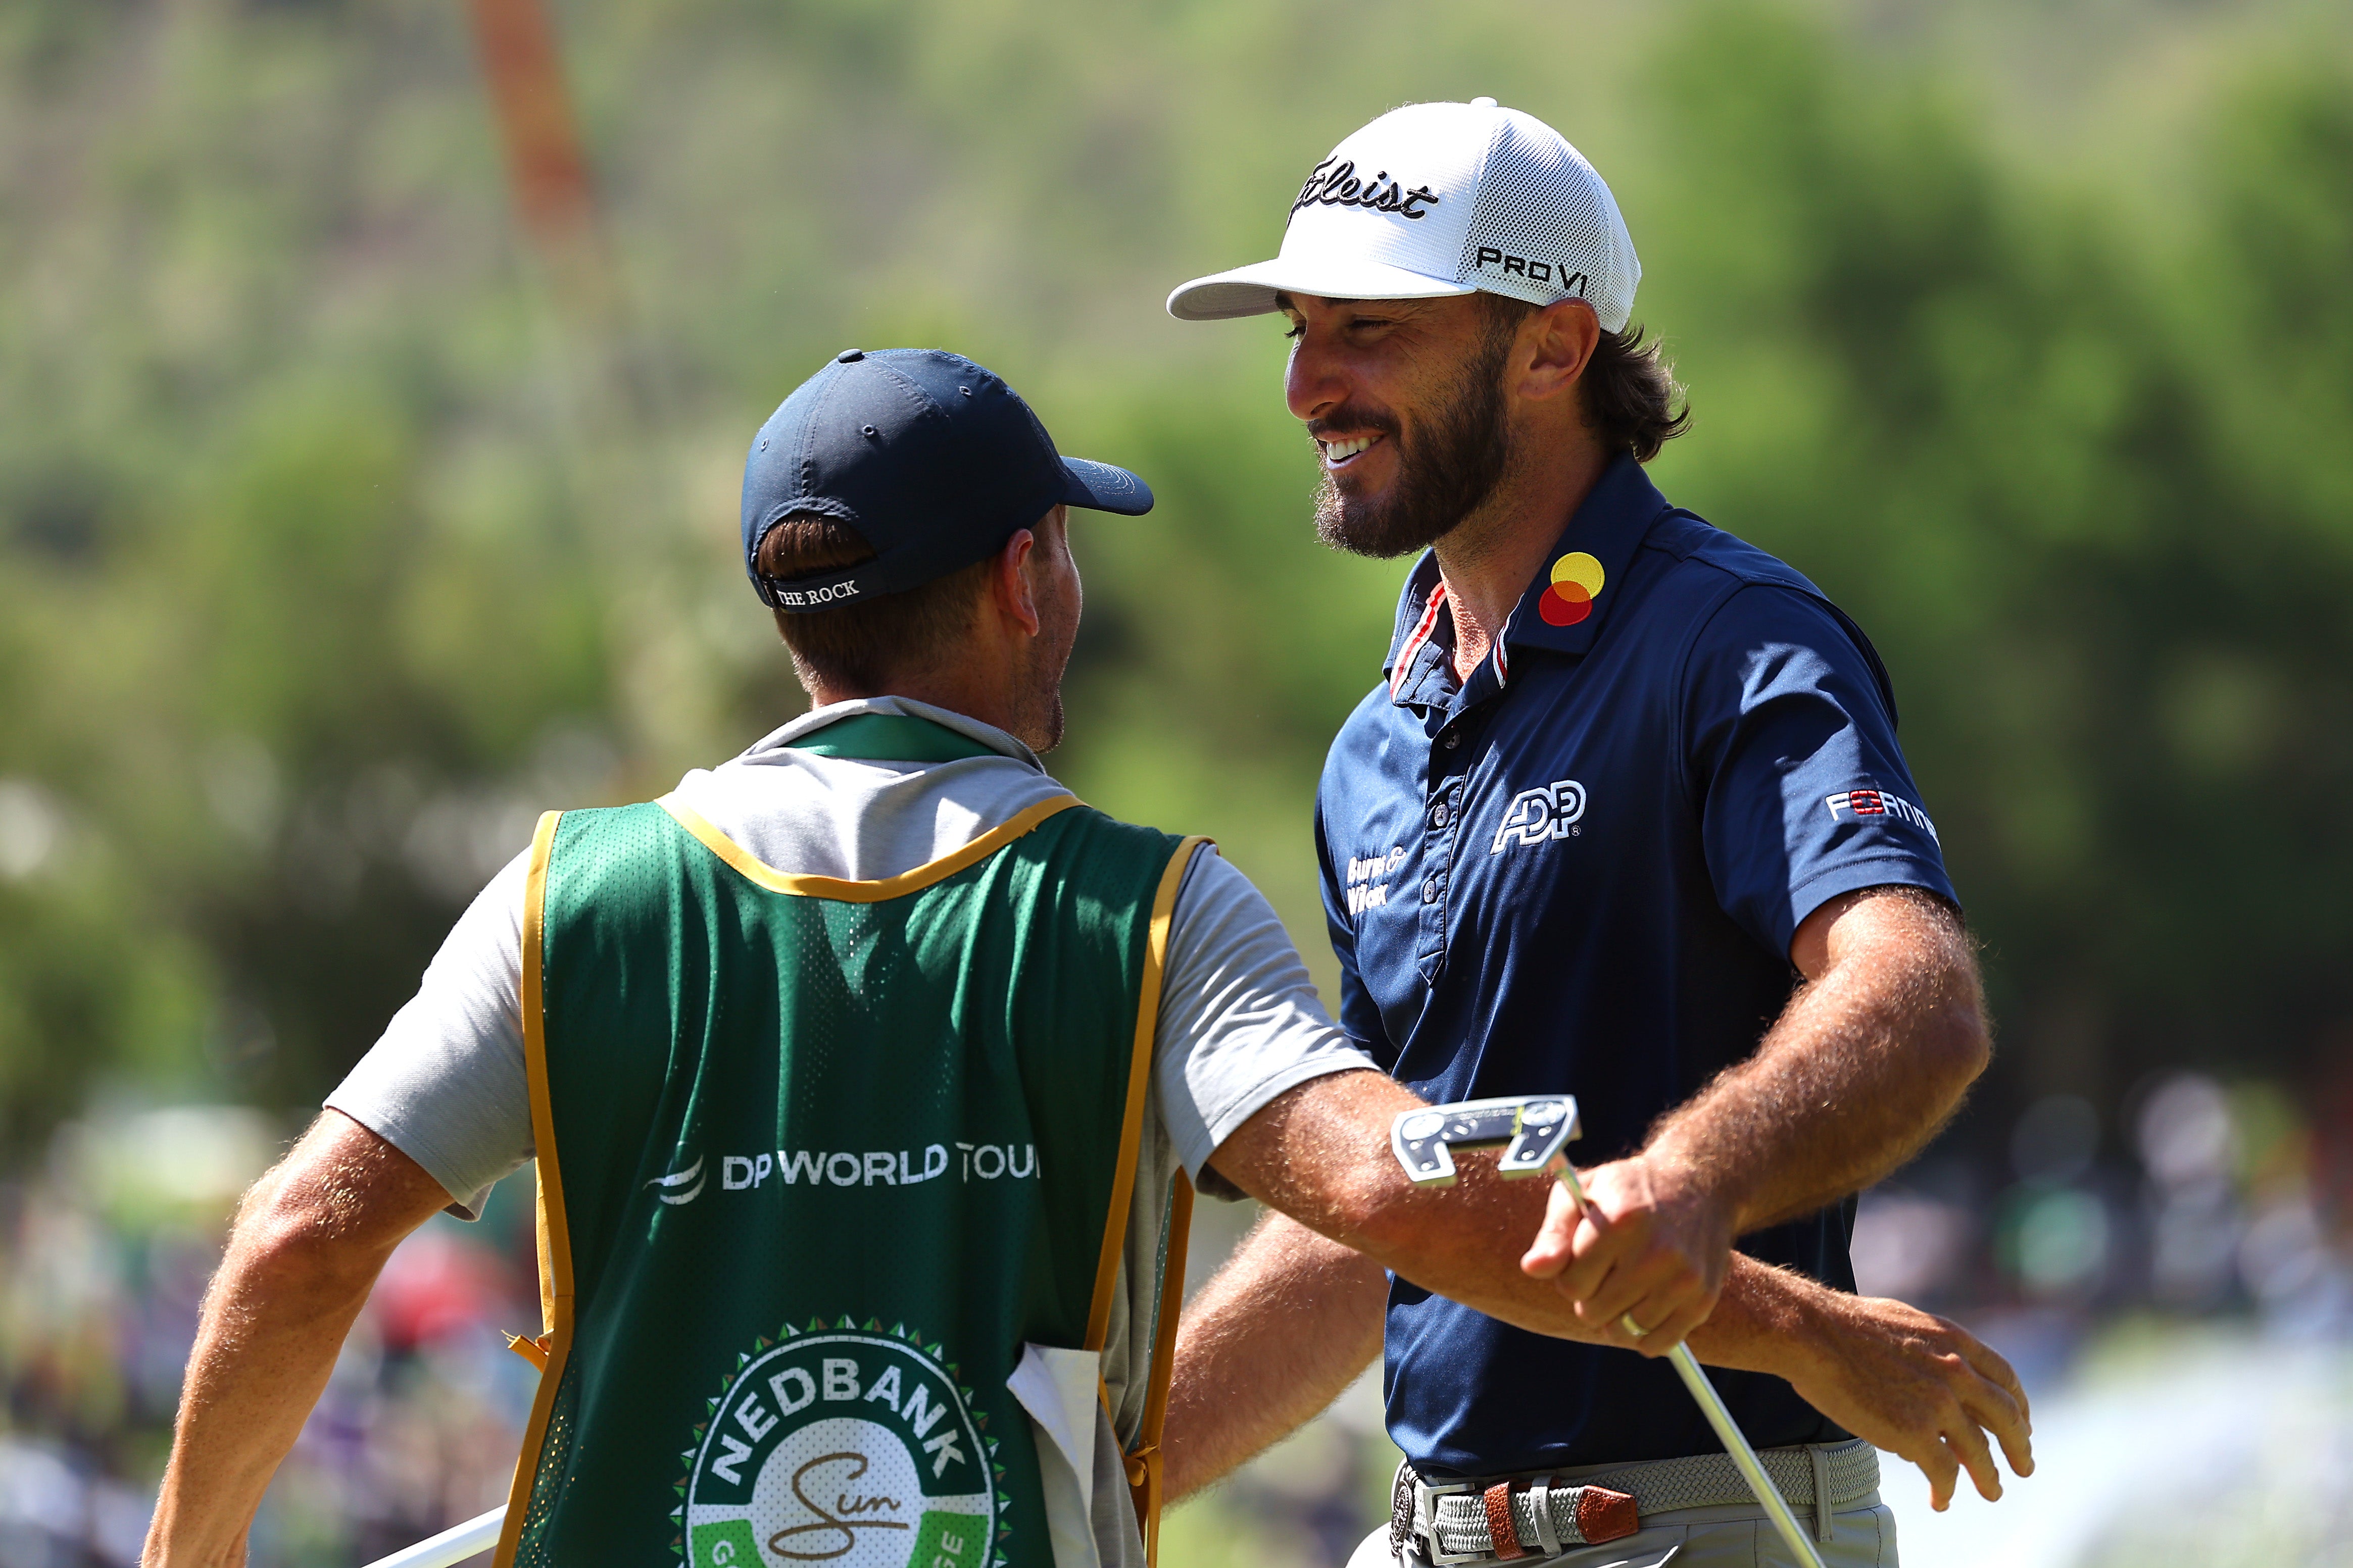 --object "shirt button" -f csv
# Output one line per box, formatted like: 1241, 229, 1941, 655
1421, 876, 1442, 903
1431, 802, 1449, 829
1443, 732, 1460, 750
